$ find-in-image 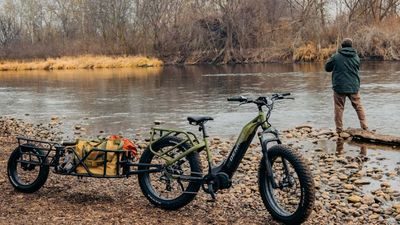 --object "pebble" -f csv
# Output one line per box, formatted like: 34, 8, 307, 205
368, 214, 379, 220
380, 182, 390, 188
347, 195, 362, 203
371, 174, 383, 179
362, 194, 375, 205
343, 184, 354, 190
372, 203, 380, 208
321, 192, 330, 199
386, 171, 397, 177
353, 179, 371, 185
345, 162, 359, 169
